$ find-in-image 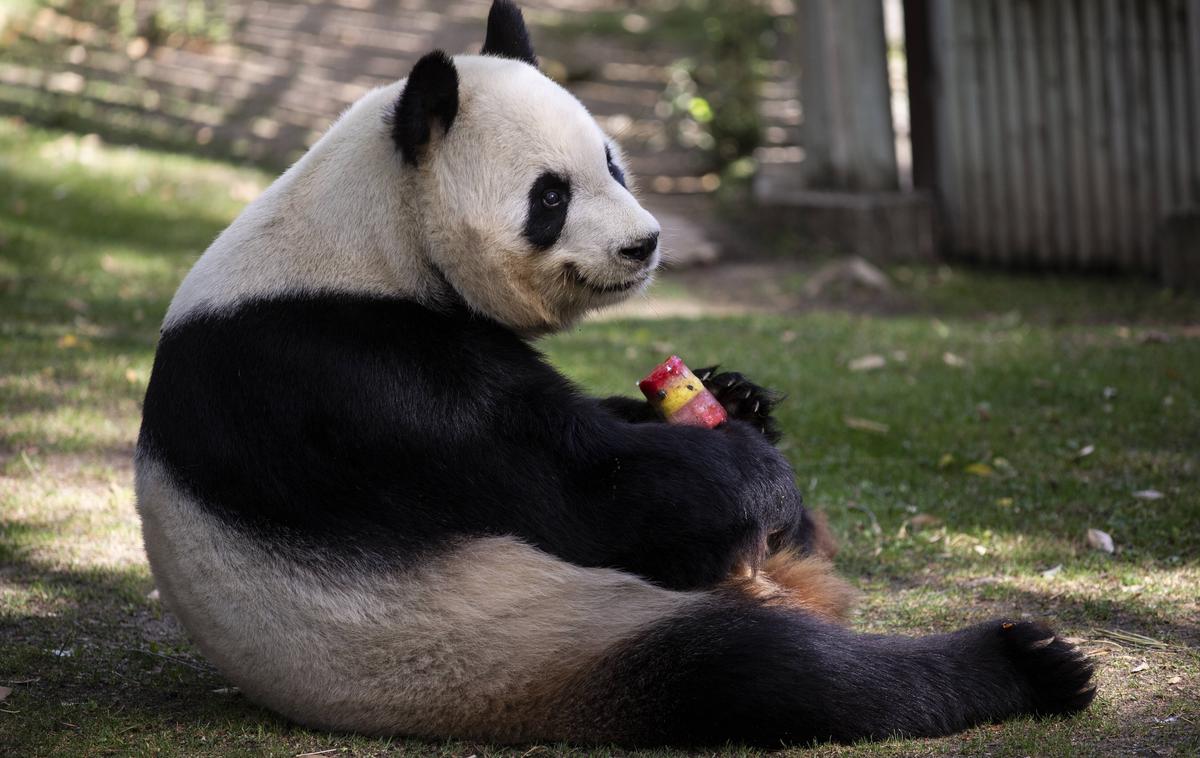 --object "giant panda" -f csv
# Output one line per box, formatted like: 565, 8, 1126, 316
135, 0, 1095, 746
